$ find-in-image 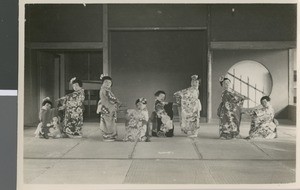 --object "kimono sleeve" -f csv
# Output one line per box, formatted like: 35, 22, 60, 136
217, 102, 223, 117
106, 90, 119, 104
174, 88, 187, 104
78, 90, 85, 102
164, 102, 174, 119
